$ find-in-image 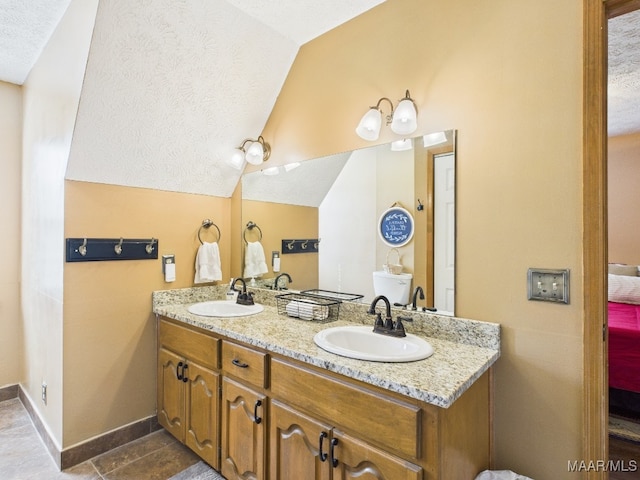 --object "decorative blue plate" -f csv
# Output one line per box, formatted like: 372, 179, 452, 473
378, 207, 414, 247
